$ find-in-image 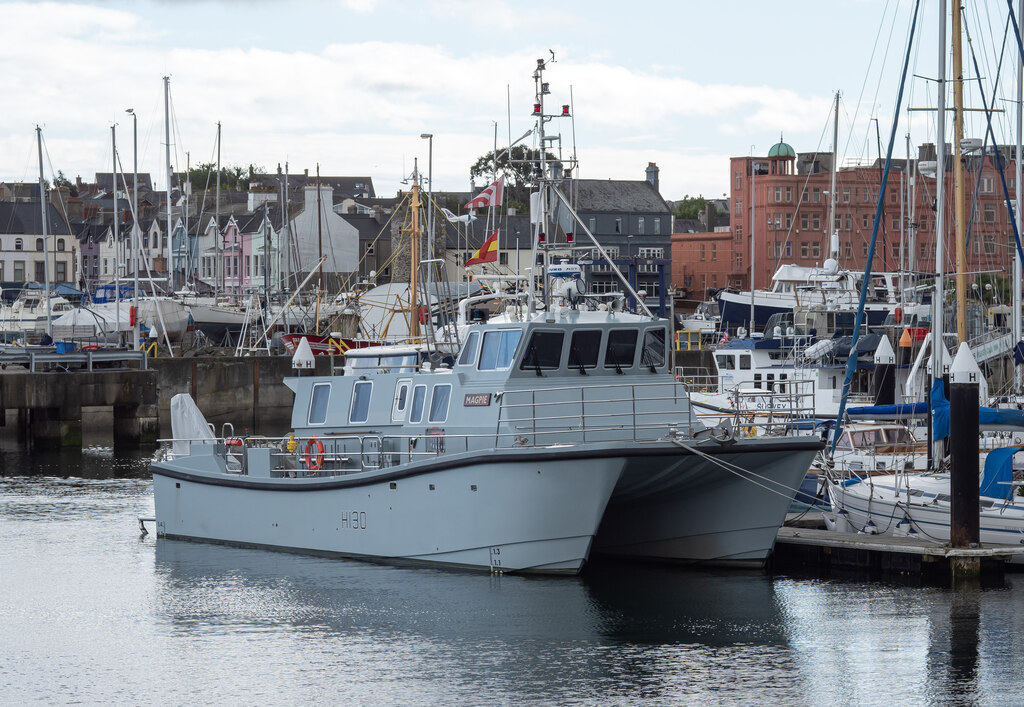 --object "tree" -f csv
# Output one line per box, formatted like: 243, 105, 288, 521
470, 145, 557, 211
188, 163, 265, 193
673, 195, 713, 221
53, 170, 78, 197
